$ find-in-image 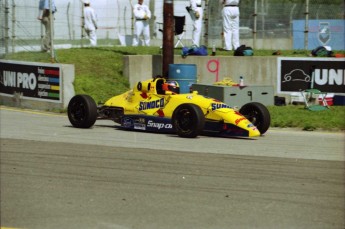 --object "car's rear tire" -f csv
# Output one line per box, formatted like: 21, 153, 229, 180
239, 102, 271, 134
67, 95, 98, 128
172, 103, 205, 138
